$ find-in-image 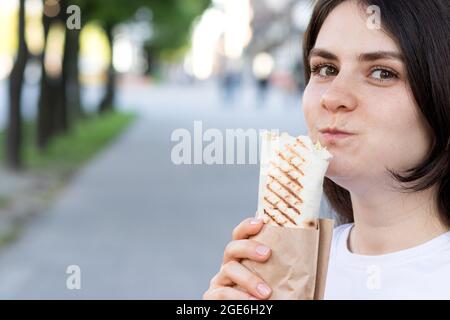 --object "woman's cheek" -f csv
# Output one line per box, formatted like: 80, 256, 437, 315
302, 104, 314, 138
384, 128, 429, 172
302, 84, 319, 140
372, 105, 430, 173
365, 125, 414, 178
